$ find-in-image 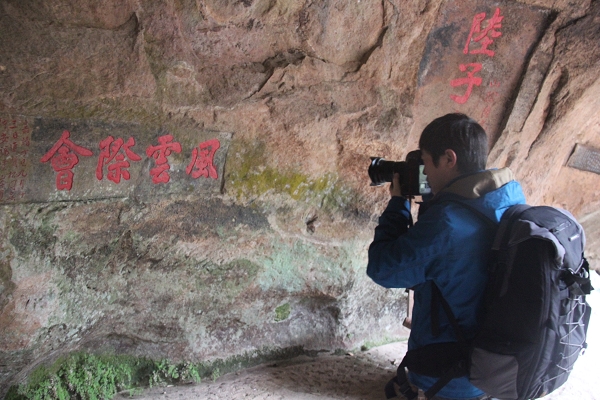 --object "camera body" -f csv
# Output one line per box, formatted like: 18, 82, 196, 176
368, 150, 432, 197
